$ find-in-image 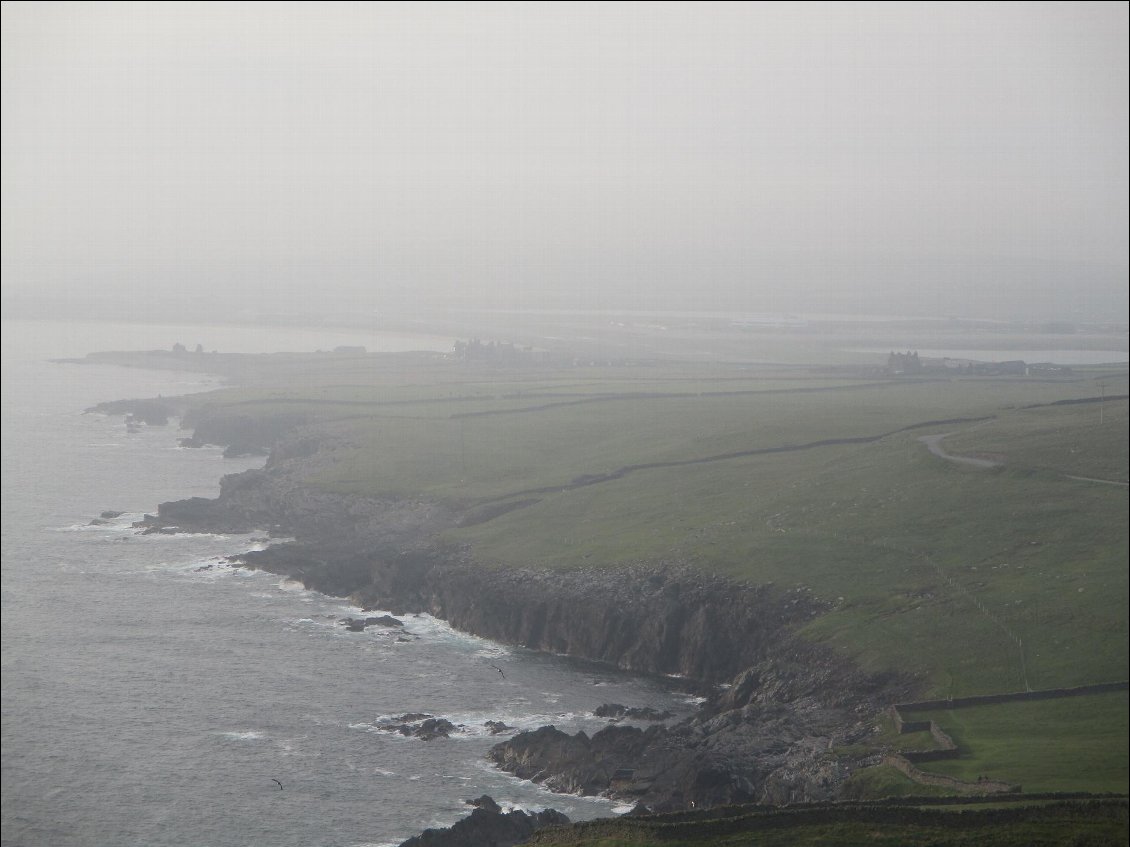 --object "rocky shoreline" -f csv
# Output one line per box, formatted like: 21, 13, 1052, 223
117, 413, 921, 819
